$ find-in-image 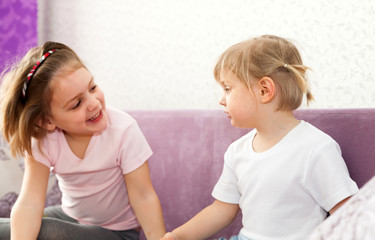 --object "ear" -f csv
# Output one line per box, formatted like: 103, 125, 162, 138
37, 117, 56, 131
257, 77, 276, 103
